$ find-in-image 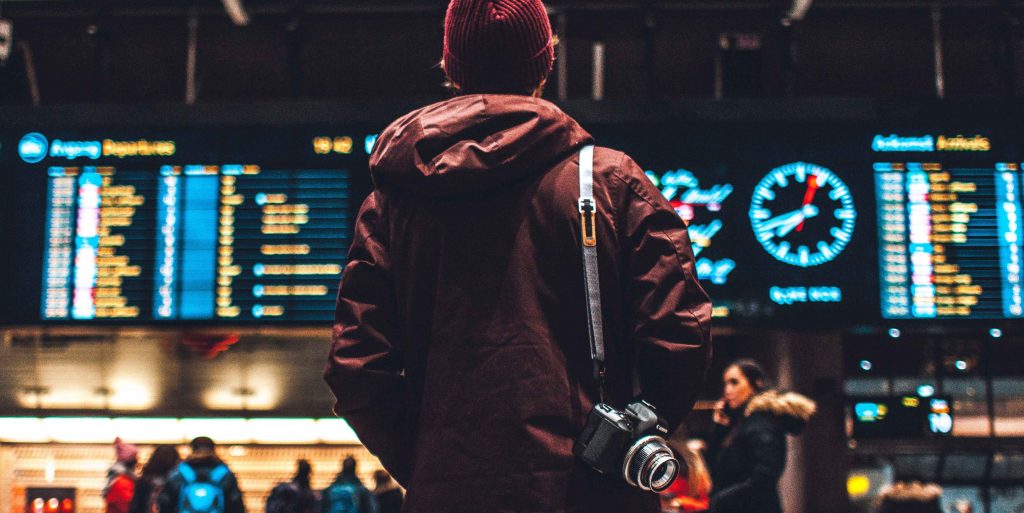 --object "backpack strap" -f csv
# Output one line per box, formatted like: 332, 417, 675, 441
178, 463, 197, 484
209, 465, 229, 484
